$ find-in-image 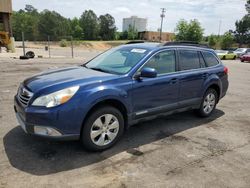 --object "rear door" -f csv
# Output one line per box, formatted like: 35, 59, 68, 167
177, 49, 207, 107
